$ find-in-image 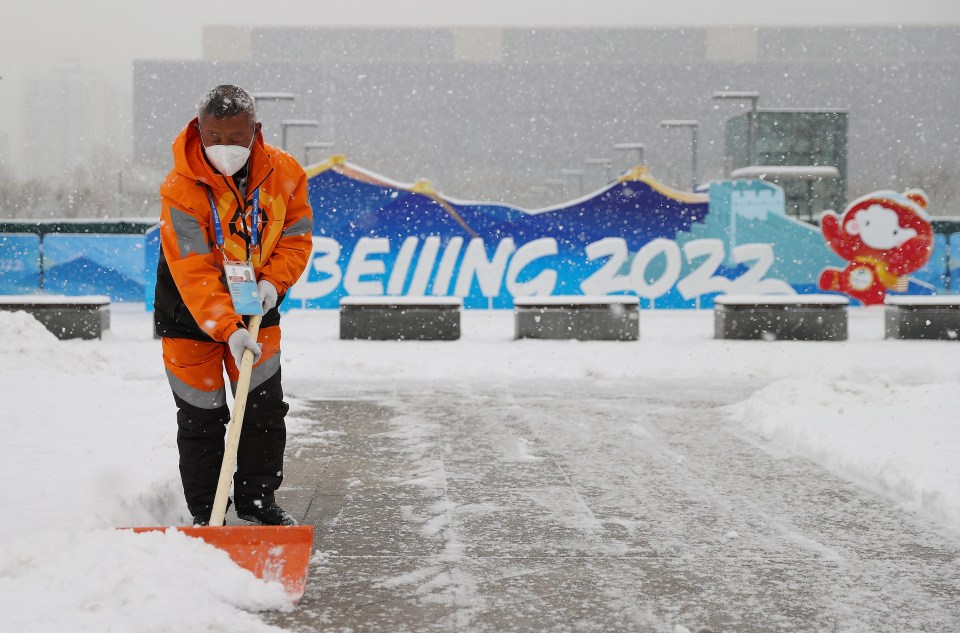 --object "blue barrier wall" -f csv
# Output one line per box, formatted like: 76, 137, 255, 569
950, 232, 960, 292
144, 225, 161, 311
0, 233, 42, 294
42, 234, 146, 301
912, 233, 949, 293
